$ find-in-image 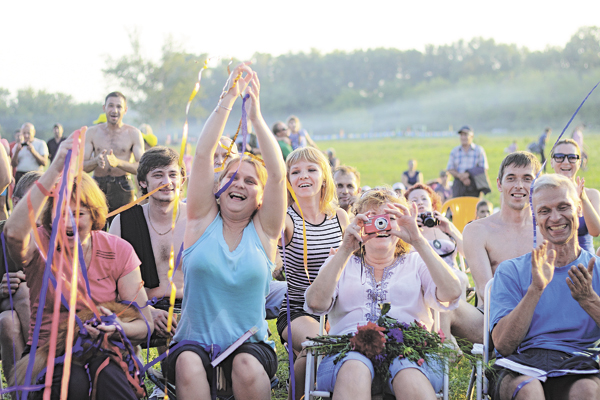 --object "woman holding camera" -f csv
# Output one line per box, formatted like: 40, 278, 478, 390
404, 184, 467, 291
277, 146, 350, 400
305, 189, 461, 399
